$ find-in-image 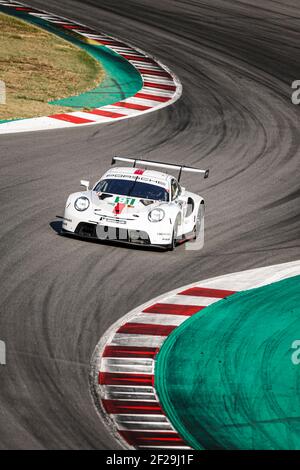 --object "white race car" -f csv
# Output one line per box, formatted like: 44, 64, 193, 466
59, 157, 209, 250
